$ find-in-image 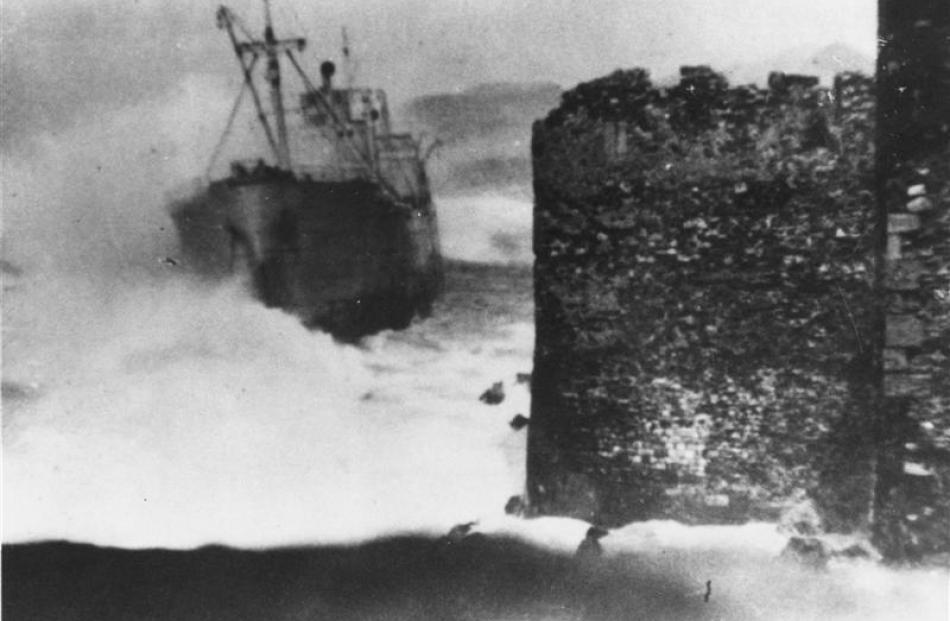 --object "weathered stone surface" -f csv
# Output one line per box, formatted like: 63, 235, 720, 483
907, 196, 934, 213
886, 234, 903, 260
883, 374, 932, 398
529, 67, 878, 530
872, 0, 950, 561
886, 315, 925, 347
888, 213, 921, 234
527, 0, 950, 561
884, 259, 925, 290
883, 348, 909, 370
